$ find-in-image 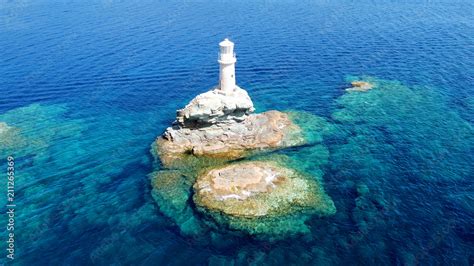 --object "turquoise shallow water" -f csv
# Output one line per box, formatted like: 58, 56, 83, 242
0, 1, 473, 265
